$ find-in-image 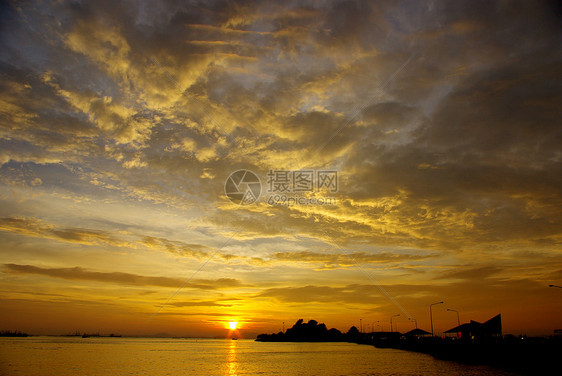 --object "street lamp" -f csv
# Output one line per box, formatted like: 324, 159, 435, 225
390, 314, 400, 332
447, 308, 460, 326
430, 301, 444, 337
550, 284, 562, 289
409, 318, 418, 329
